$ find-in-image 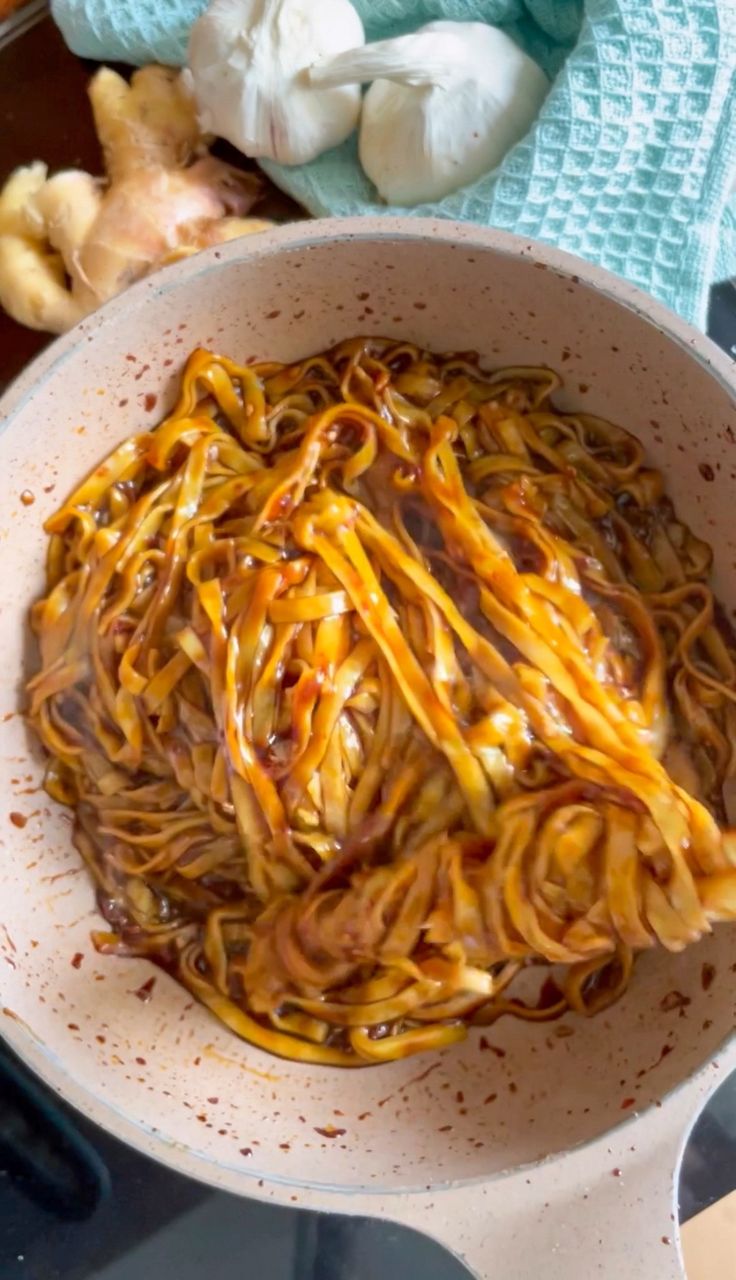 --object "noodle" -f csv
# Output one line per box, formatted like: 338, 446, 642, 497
26, 338, 736, 1065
